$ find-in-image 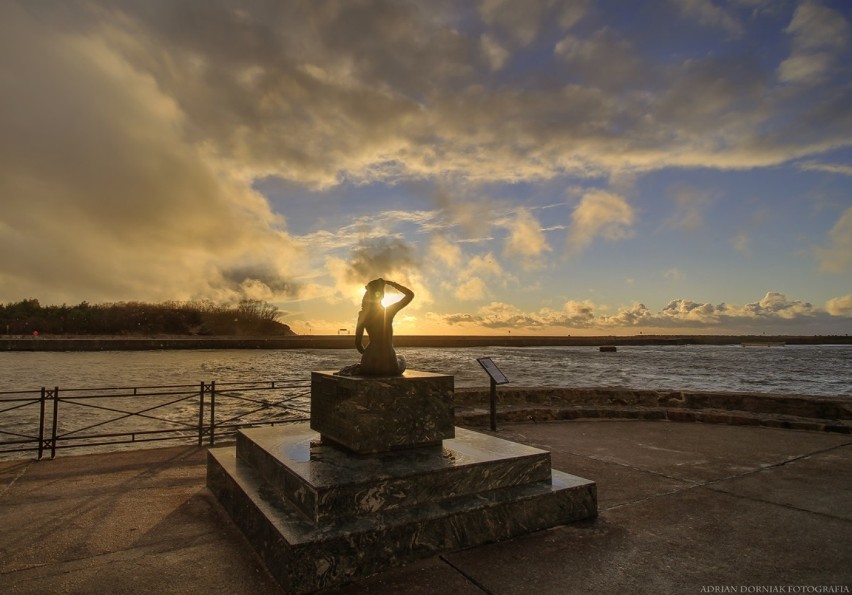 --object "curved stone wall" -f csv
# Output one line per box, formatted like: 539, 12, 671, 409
454, 386, 851, 433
